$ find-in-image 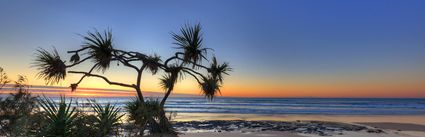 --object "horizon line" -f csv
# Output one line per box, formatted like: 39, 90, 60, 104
1, 84, 424, 99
